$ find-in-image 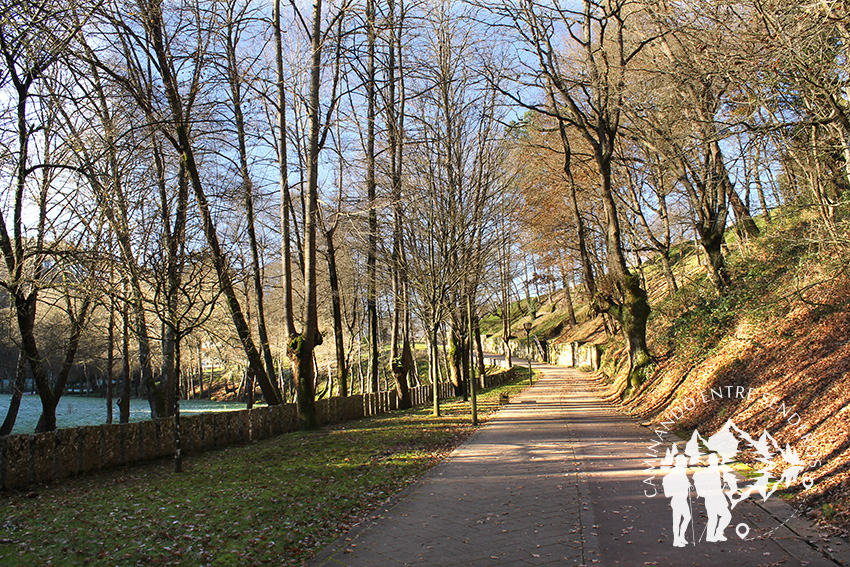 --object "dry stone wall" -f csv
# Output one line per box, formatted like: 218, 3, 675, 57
0, 376, 504, 491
